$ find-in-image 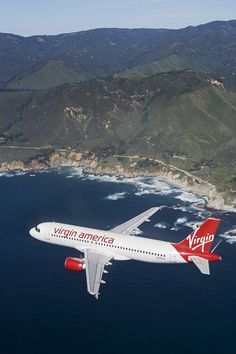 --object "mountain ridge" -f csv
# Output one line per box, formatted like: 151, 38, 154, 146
1, 20, 236, 89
